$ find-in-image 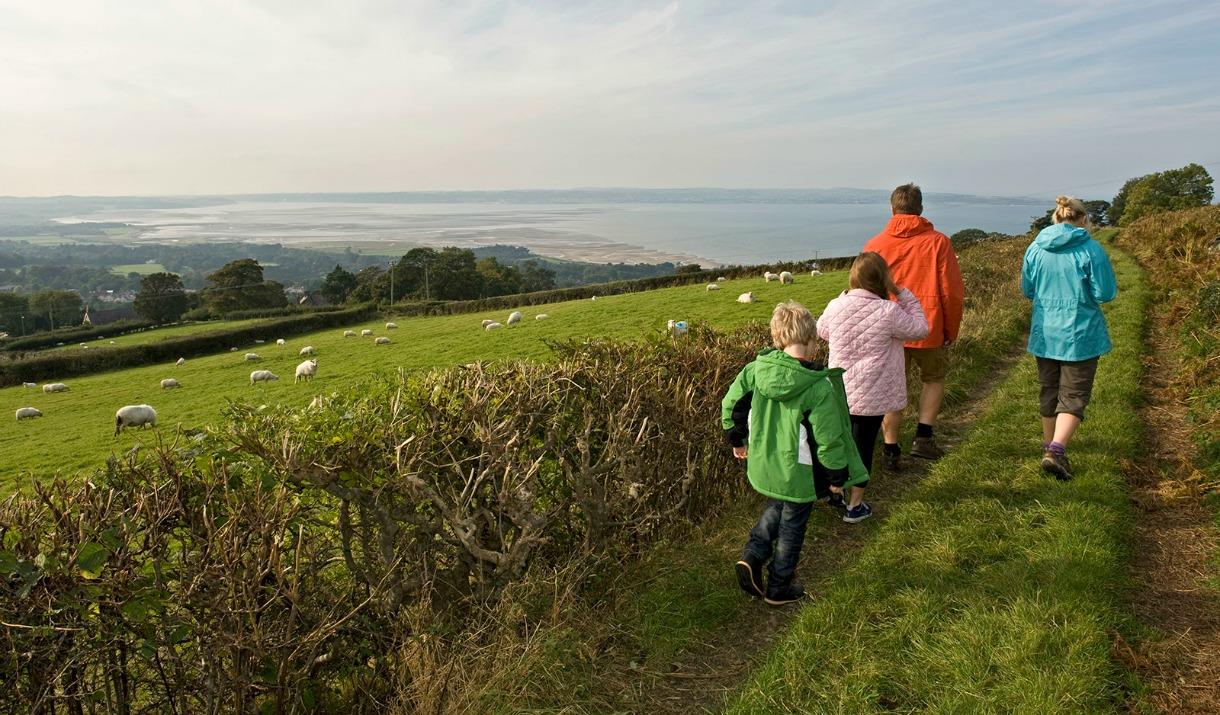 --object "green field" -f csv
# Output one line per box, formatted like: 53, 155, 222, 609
109, 262, 168, 275
45, 317, 270, 352
1, 273, 842, 486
